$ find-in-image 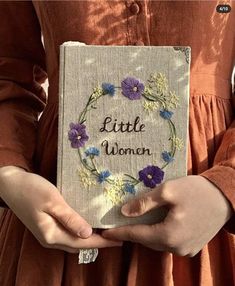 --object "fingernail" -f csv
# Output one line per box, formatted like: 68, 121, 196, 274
78, 227, 92, 238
